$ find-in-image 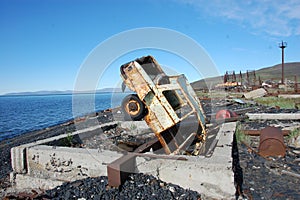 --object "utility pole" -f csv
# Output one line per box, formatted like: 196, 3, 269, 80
279, 41, 287, 84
